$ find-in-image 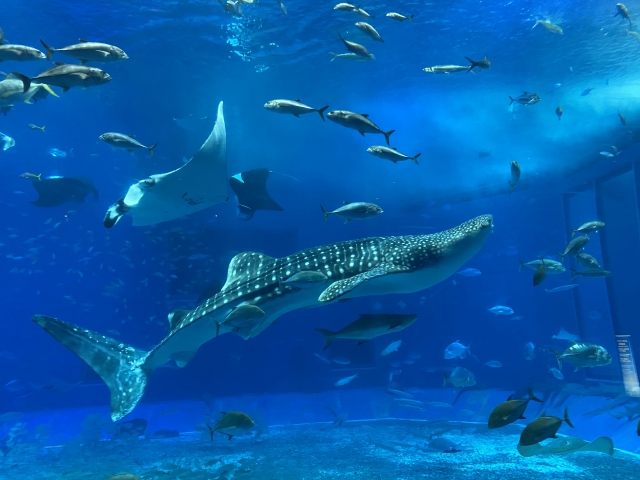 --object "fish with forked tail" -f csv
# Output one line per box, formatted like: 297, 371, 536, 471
367, 146, 420, 164
550, 343, 612, 371
99, 133, 158, 156
11, 63, 111, 93
327, 110, 395, 145
465, 55, 490, 73
264, 99, 329, 121
557, 236, 589, 263
320, 202, 383, 223
519, 408, 574, 446
32, 214, 493, 421
315, 313, 417, 350
488, 389, 542, 429
39, 39, 128, 63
